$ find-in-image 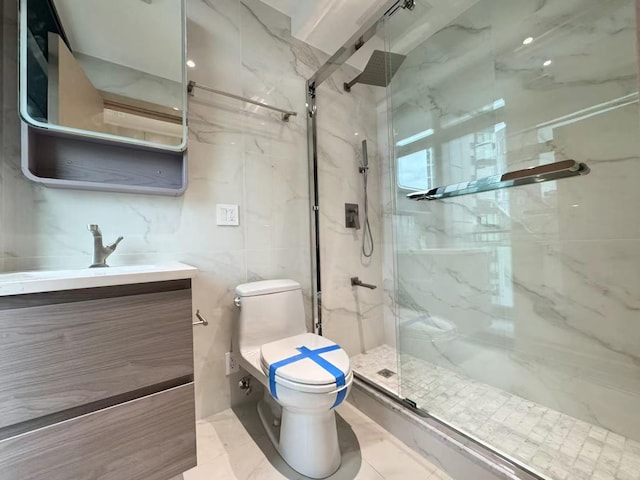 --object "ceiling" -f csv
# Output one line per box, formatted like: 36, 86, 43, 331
53, 0, 475, 81
261, 0, 390, 70
261, 0, 478, 72
261, 0, 388, 48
